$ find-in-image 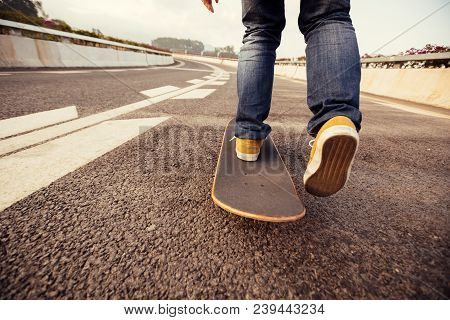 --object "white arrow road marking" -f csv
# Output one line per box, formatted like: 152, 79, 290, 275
186, 79, 204, 84
0, 117, 169, 212
172, 89, 216, 99
203, 76, 216, 79
0, 69, 227, 156
0, 106, 78, 139
140, 86, 179, 98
